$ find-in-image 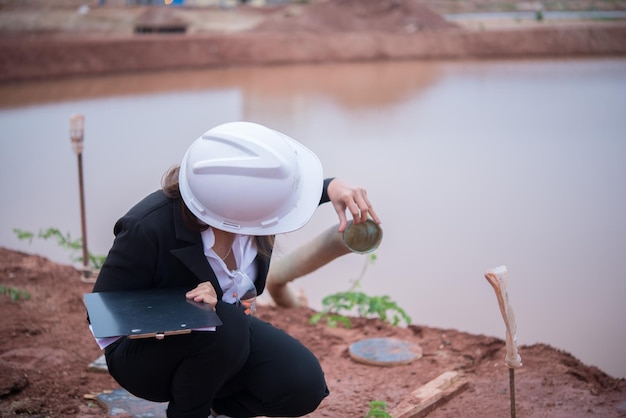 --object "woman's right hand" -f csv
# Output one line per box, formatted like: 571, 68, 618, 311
327, 178, 381, 232
186, 281, 218, 310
